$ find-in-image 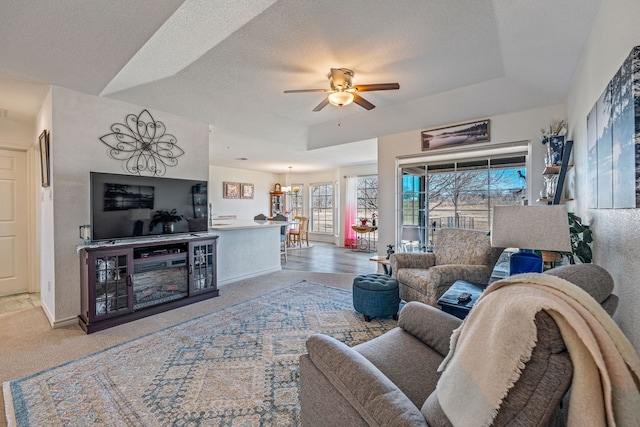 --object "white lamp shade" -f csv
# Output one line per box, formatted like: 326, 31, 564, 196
401, 226, 421, 241
491, 205, 571, 252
